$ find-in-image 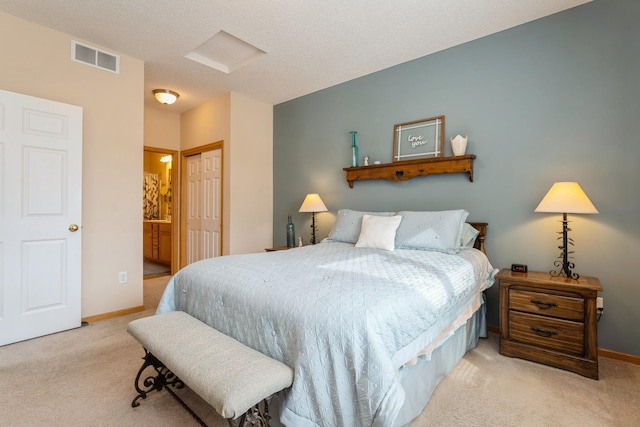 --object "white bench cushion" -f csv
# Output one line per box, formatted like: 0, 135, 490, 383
128, 311, 293, 419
